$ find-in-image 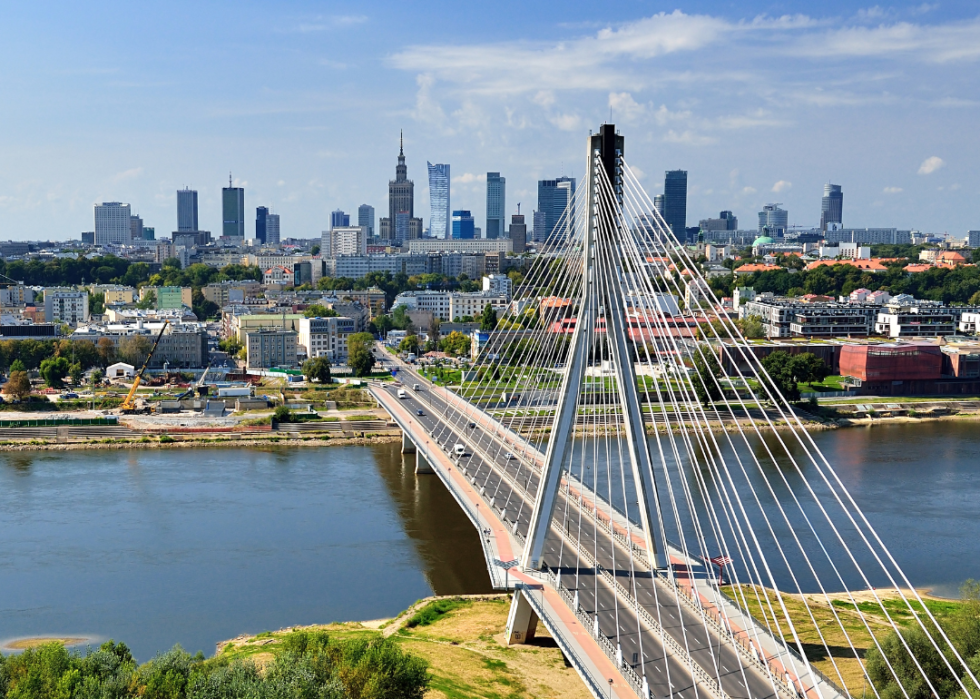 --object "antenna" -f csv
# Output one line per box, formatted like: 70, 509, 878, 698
229, 172, 233, 188
517, 203, 521, 215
